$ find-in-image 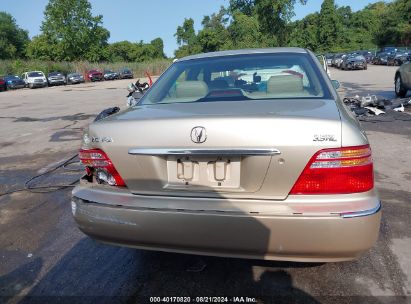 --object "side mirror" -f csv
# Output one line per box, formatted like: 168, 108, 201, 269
331, 80, 340, 89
